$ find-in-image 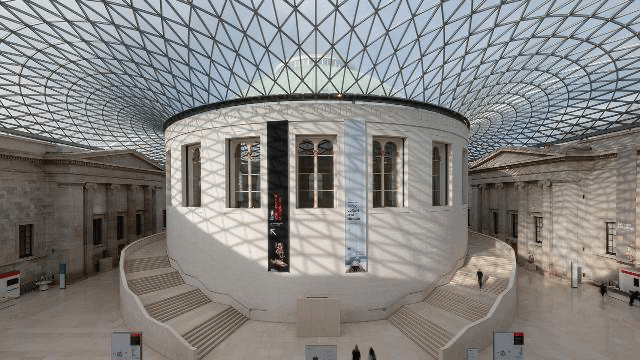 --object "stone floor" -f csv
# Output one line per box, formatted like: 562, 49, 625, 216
1, 265, 639, 359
